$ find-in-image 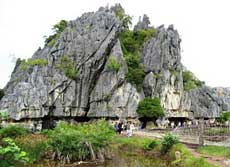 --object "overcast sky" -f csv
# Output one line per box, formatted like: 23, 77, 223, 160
1, 0, 230, 88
